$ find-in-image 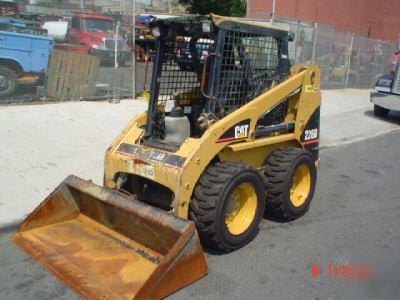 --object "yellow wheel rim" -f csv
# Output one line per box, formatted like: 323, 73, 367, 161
225, 183, 257, 235
290, 164, 311, 207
